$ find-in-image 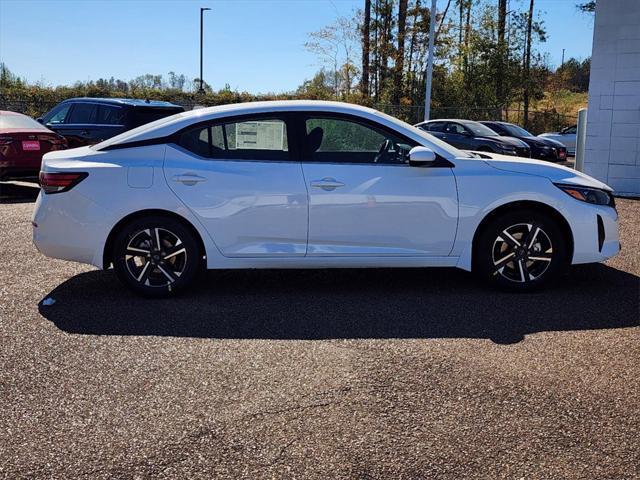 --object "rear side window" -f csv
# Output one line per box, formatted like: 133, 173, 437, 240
179, 127, 210, 157
96, 105, 126, 125
178, 117, 289, 161
132, 107, 184, 128
67, 103, 97, 124
422, 121, 445, 132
